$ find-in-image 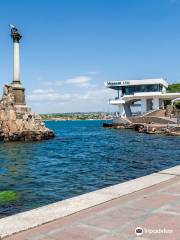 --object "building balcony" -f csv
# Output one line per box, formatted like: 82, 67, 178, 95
109, 98, 125, 105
